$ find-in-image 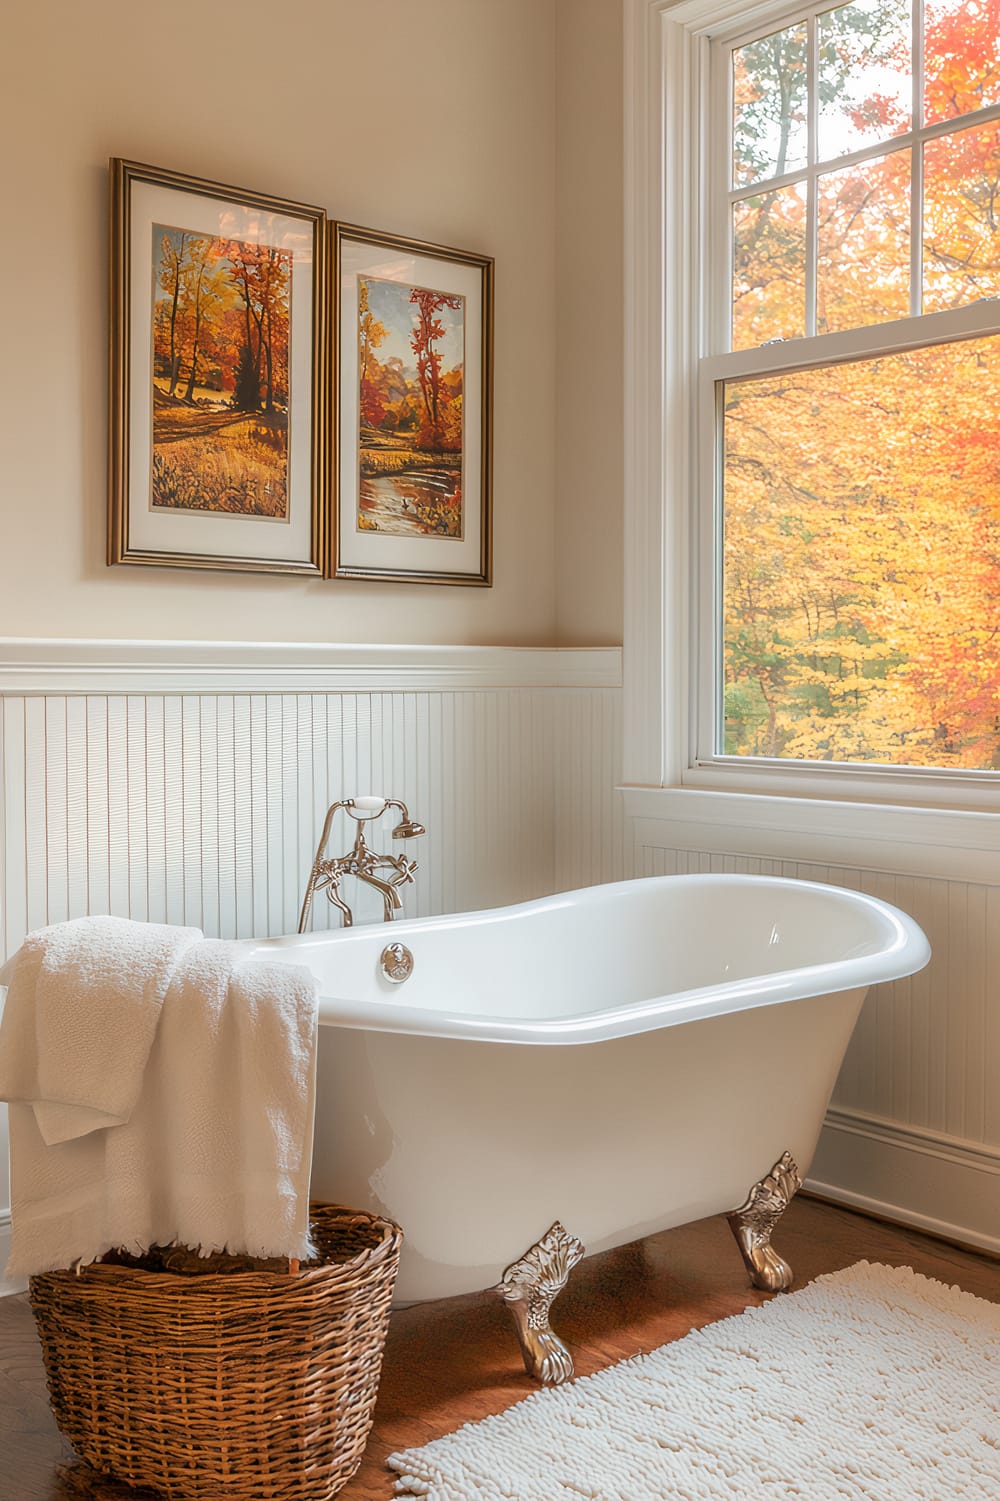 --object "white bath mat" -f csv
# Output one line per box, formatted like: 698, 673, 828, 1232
388, 1260, 1000, 1499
